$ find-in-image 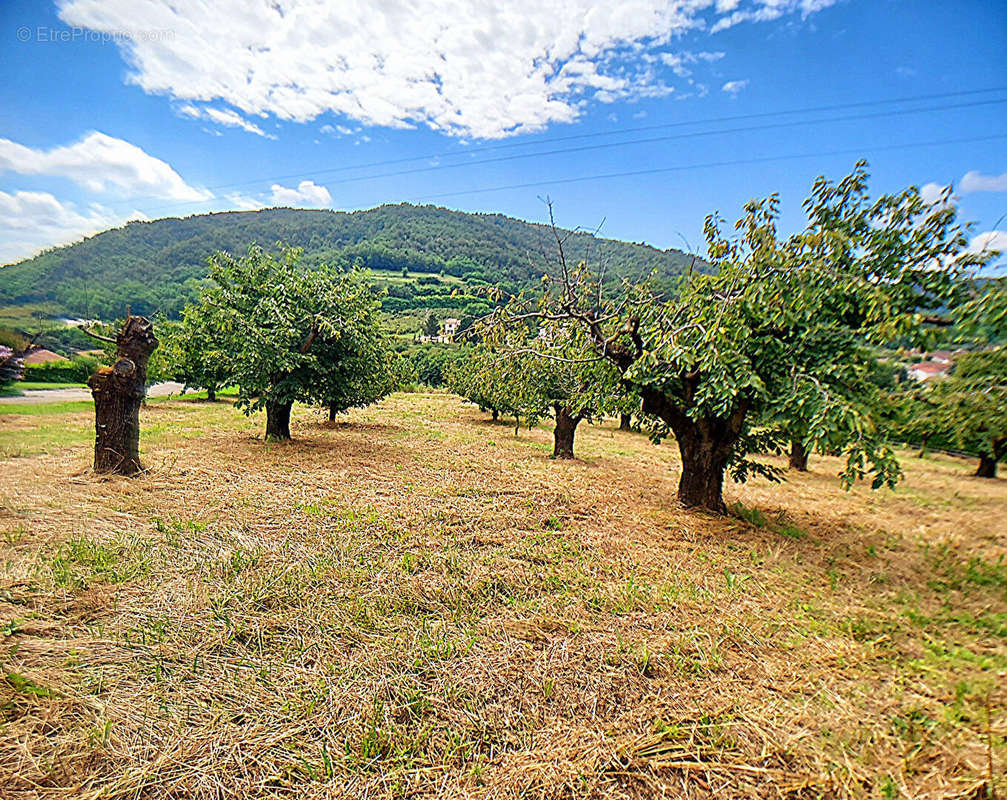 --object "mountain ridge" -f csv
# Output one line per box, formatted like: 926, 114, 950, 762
0, 203, 700, 319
